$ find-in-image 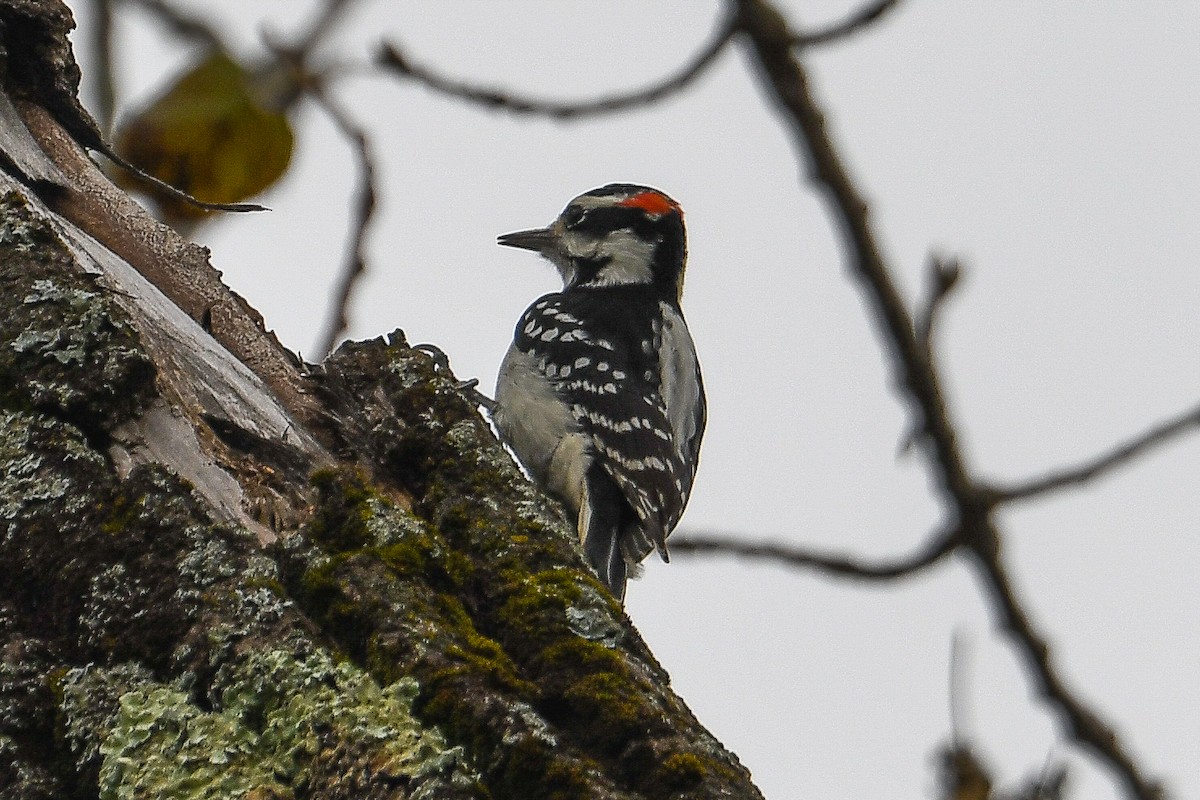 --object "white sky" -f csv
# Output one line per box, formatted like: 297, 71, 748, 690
67, 2, 1199, 798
